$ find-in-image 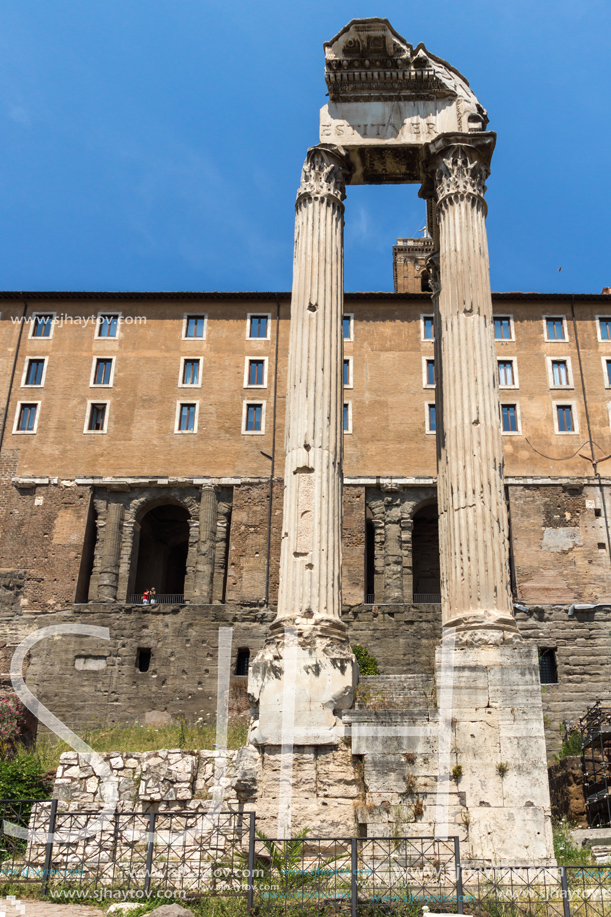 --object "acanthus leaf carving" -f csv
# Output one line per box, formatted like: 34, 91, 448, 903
432, 144, 489, 209
297, 147, 349, 205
